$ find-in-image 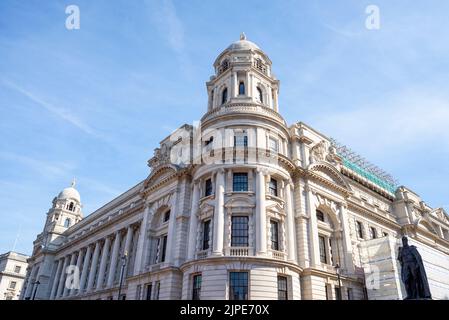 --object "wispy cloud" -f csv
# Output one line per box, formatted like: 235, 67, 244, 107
0, 151, 76, 177
1, 78, 98, 137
